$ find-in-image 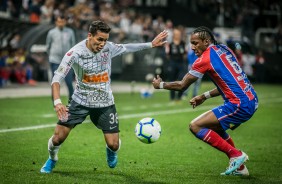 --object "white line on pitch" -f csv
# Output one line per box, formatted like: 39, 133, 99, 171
0, 105, 214, 133
1, 98, 282, 134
